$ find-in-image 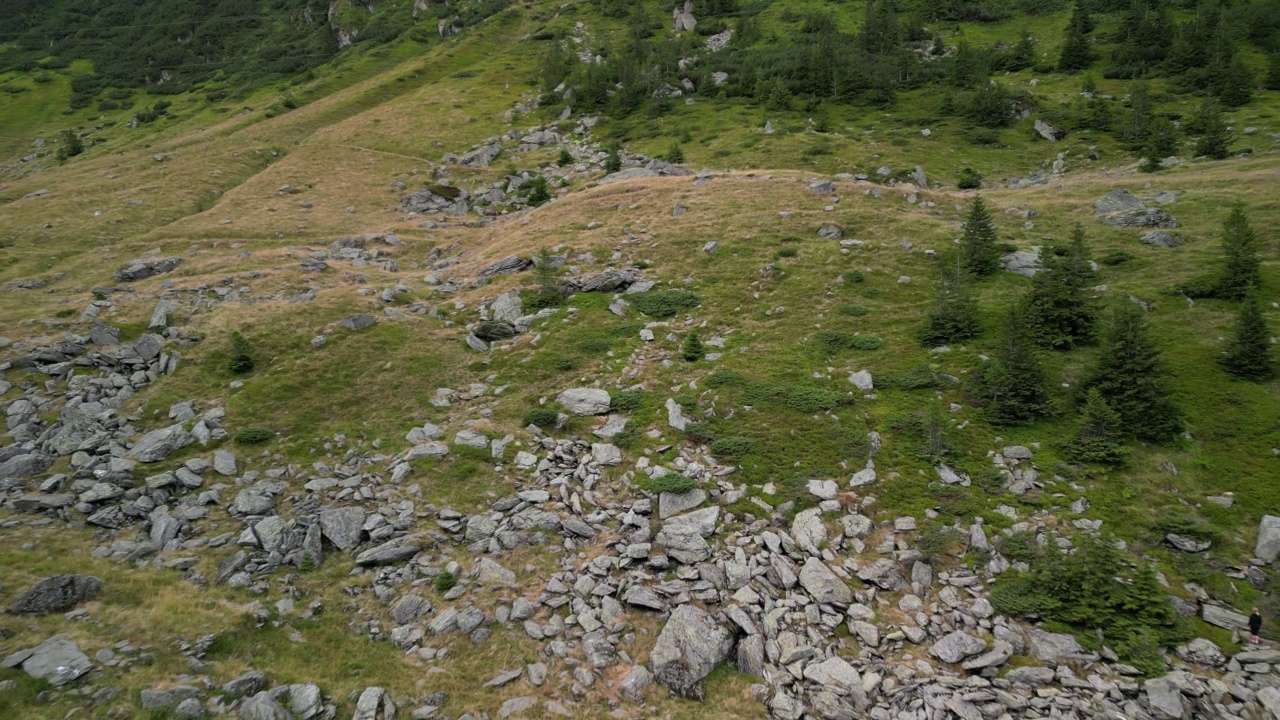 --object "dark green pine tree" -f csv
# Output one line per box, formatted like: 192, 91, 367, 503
1220, 298, 1275, 381
1024, 224, 1099, 349
1058, 3, 1094, 73
1119, 82, 1154, 152
1218, 54, 1255, 108
961, 196, 1000, 277
1216, 203, 1261, 301
1064, 388, 1129, 465
681, 331, 706, 361
1191, 98, 1231, 160
969, 307, 1053, 424
1267, 53, 1280, 92
1086, 302, 1181, 442
919, 258, 982, 347
1005, 29, 1035, 72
